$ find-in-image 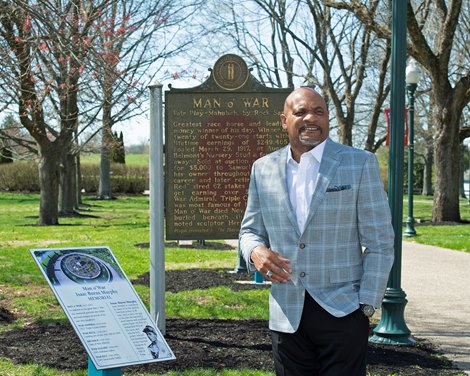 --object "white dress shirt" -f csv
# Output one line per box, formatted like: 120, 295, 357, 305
287, 140, 326, 233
